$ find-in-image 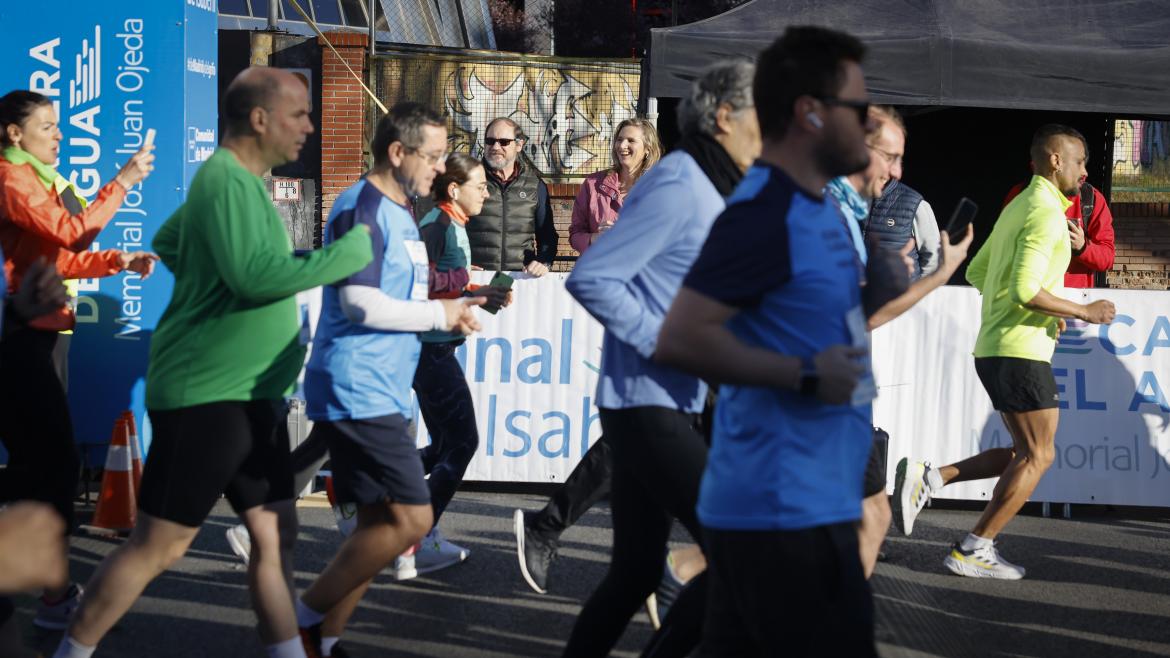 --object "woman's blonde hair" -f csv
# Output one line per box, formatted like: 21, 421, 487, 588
610, 118, 662, 185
